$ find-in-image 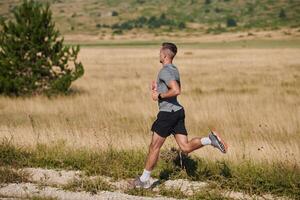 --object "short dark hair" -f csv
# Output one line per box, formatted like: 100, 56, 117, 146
162, 42, 177, 58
